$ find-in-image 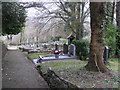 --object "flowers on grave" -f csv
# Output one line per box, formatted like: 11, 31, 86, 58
39, 55, 44, 59
41, 56, 44, 58
54, 50, 60, 54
